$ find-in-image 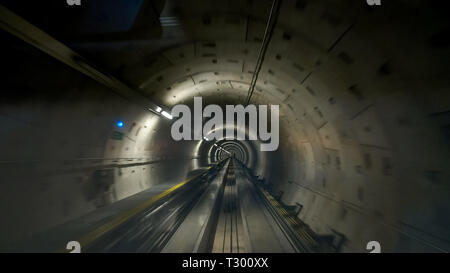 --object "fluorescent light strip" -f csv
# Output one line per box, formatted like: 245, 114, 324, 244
161, 111, 173, 119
